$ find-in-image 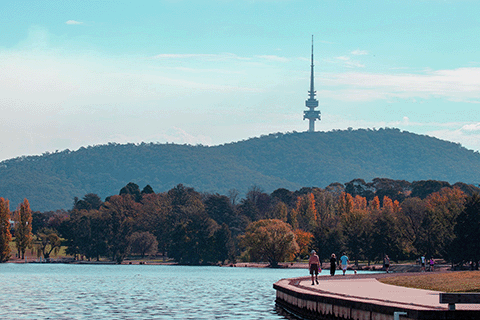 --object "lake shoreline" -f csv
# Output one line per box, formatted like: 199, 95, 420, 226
7, 256, 449, 273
